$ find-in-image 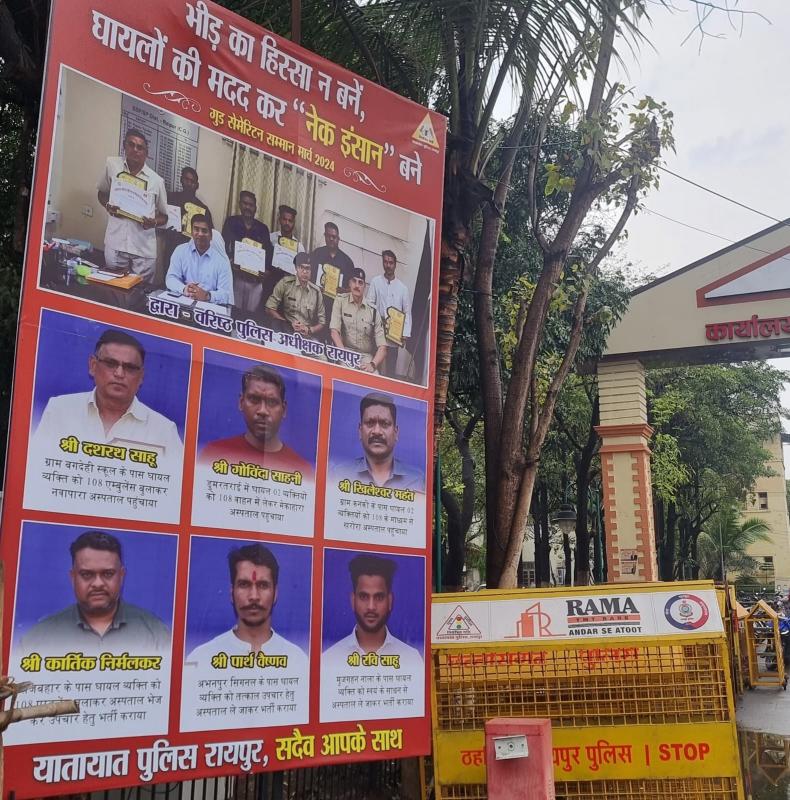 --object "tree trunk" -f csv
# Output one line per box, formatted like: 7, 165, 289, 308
441, 488, 465, 590
534, 483, 551, 587
562, 533, 572, 586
